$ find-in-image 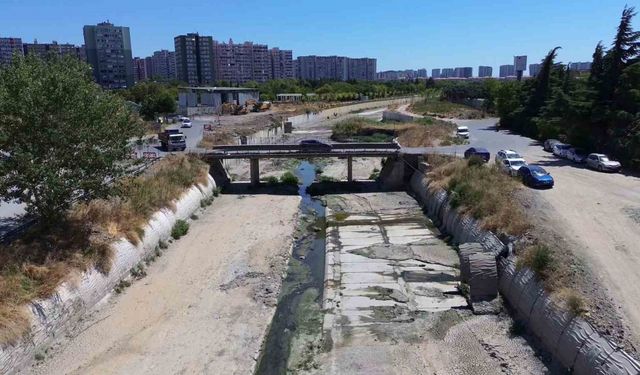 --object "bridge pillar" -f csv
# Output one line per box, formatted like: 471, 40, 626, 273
347, 156, 353, 182
250, 158, 260, 187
